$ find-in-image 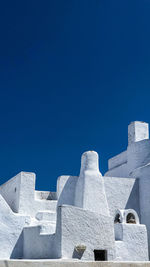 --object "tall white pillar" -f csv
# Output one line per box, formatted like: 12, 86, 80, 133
75, 151, 109, 216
